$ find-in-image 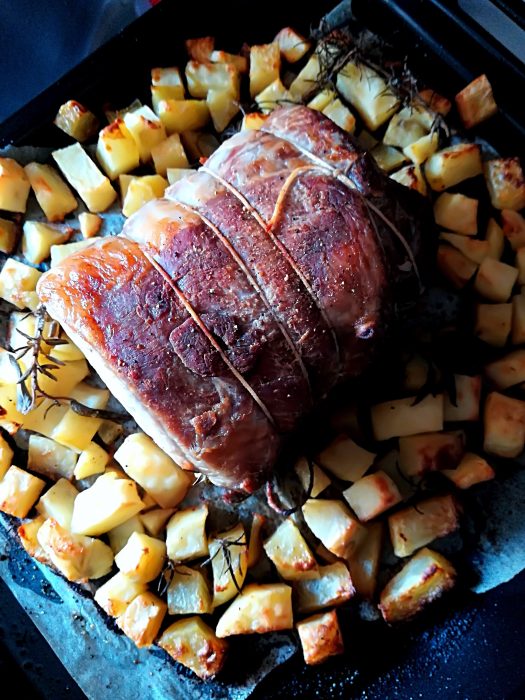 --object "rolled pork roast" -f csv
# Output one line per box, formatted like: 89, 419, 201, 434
38, 105, 429, 492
